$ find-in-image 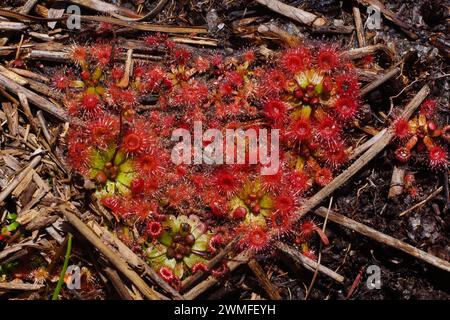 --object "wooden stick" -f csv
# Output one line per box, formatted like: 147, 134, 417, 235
2, 102, 18, 136
255, 0, 326, 27
103, 266, 135, 300
388, 166, 406, 198
349, 128, 387, 160
169, 37, 218, 47
0, 240, 41, 261
37, 110, 53, 144
399, 187, 443, 217
360, 67, 401, 96
0, 282, 44, 290
59, 205, 166, 300
8, 67, 49, 83
257, 23, 302, 48
276, 242, 344, 283
353, 7, 366, 47
117, 49, 133, 88
0, 155, 42, 203
18, 92, 39, 134
341, 44, 393, 60
27, 78, 64, 101
314, 206, 450, 272
27, 50, 69, 62
248, 259, 282, 299
0, 8, 207, 34
69, 0, 142, 18
0, 22, 26, 31
0, 73, 68, 122
19, 0, 39, 15
0, 66, 28, 85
